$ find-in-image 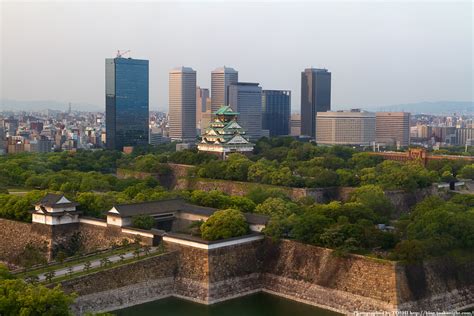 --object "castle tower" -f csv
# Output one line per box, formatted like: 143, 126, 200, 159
197, 105, 254, 159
